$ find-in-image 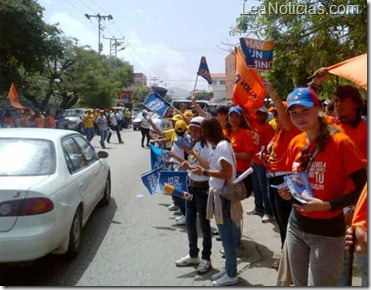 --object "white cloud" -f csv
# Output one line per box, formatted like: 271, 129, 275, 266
46, 11, 207, 93
49, 12, 97, 50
